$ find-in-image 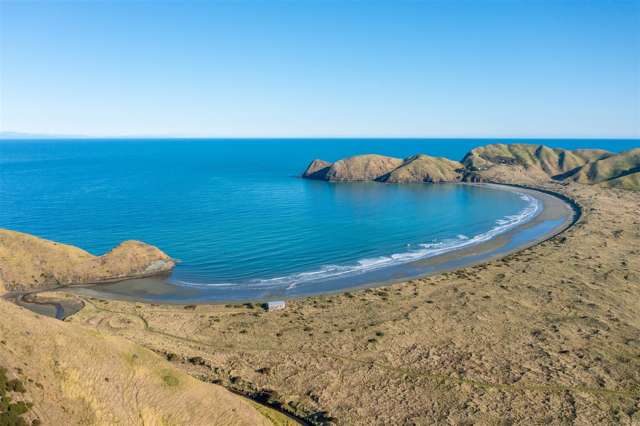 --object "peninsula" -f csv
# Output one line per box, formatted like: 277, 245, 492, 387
302, 143, 640, 190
